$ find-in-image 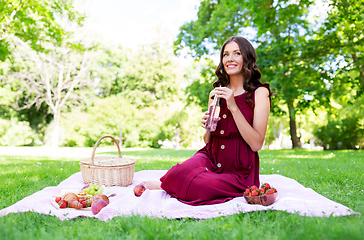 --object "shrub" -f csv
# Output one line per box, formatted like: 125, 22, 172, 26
60, 95, 204, 148
314, 115, 364, 150
0, 118, 40, 146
